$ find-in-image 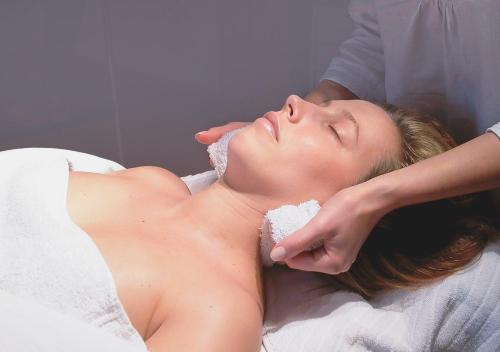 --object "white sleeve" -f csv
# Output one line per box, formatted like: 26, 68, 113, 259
486, 122, 500, 139
321, 0, 386, 102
